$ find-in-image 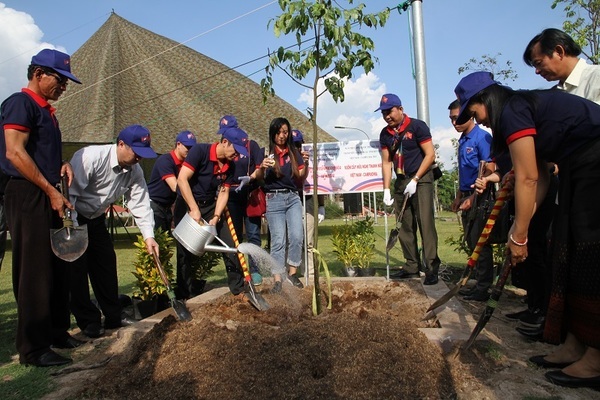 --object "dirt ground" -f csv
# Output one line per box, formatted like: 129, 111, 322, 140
43, 278, 597, 400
